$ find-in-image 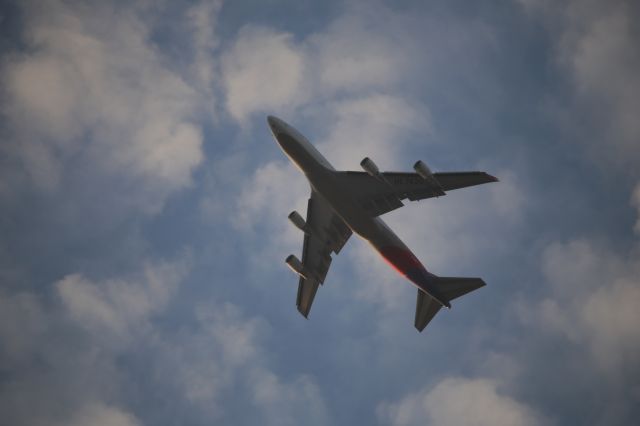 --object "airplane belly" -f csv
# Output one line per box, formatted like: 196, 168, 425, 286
365, 218, 447, 304
307, 170, 445, 304
268, 115, 489, 320
308, 171, 379, 237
